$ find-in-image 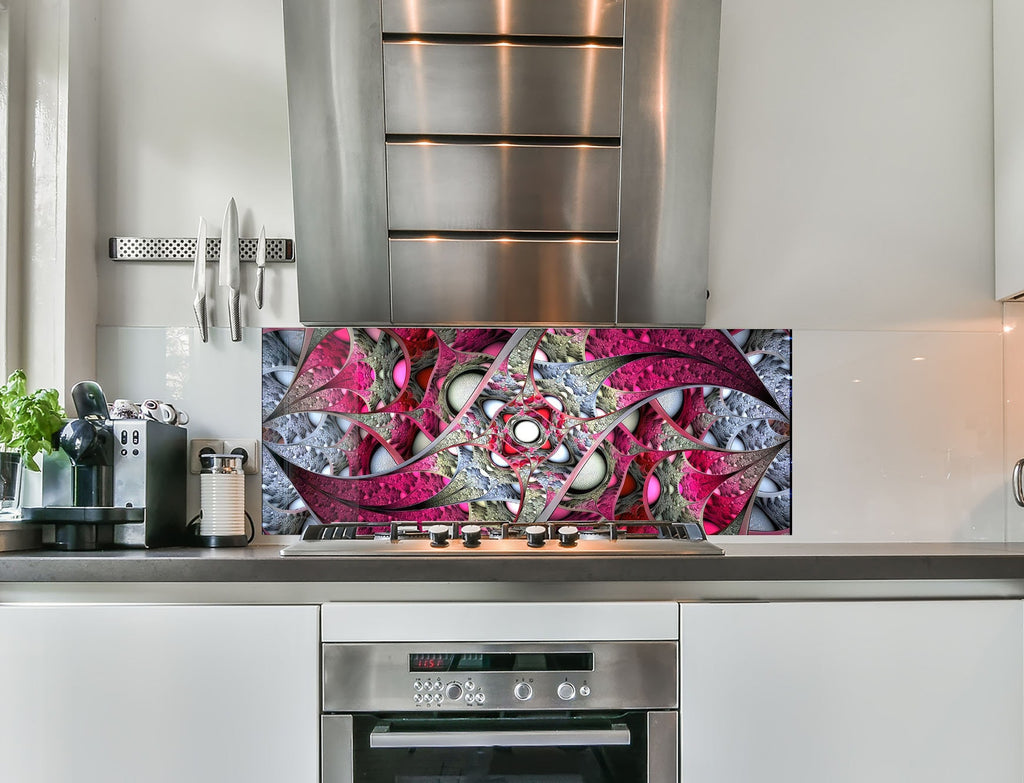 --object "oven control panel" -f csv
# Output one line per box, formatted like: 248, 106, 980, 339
412, 677, 493, 707
322, 641, 678, 712
409, 675, 592, 708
